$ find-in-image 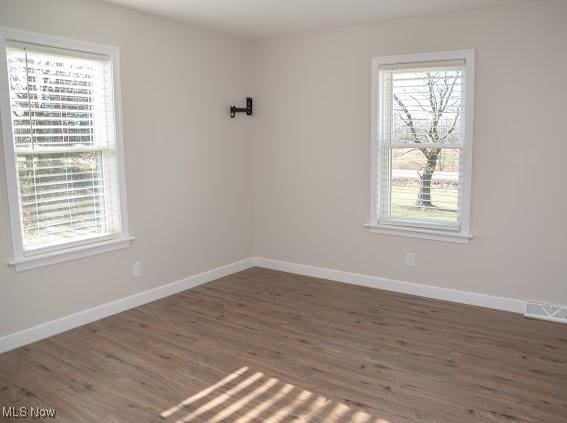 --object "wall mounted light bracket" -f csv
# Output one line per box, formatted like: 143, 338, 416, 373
230, 97, 253, 118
